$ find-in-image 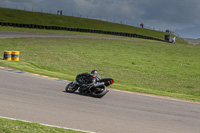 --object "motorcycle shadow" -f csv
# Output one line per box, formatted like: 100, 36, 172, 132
63, 91, 101, 98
